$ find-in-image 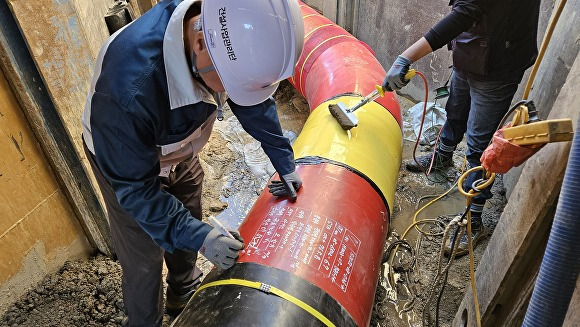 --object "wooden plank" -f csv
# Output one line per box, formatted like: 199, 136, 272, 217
136, 0, 153, 14
501, 270, 537, 326
453, 53, 580, 326
129, 0, 153, 17
0, 66, 92, 314
70, 0, 112, 58
6, 0, 95, 152
0, 1, 113, 256
127, 0, 143, 17
322, 0, 337, 23
5, 0, 112, 200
